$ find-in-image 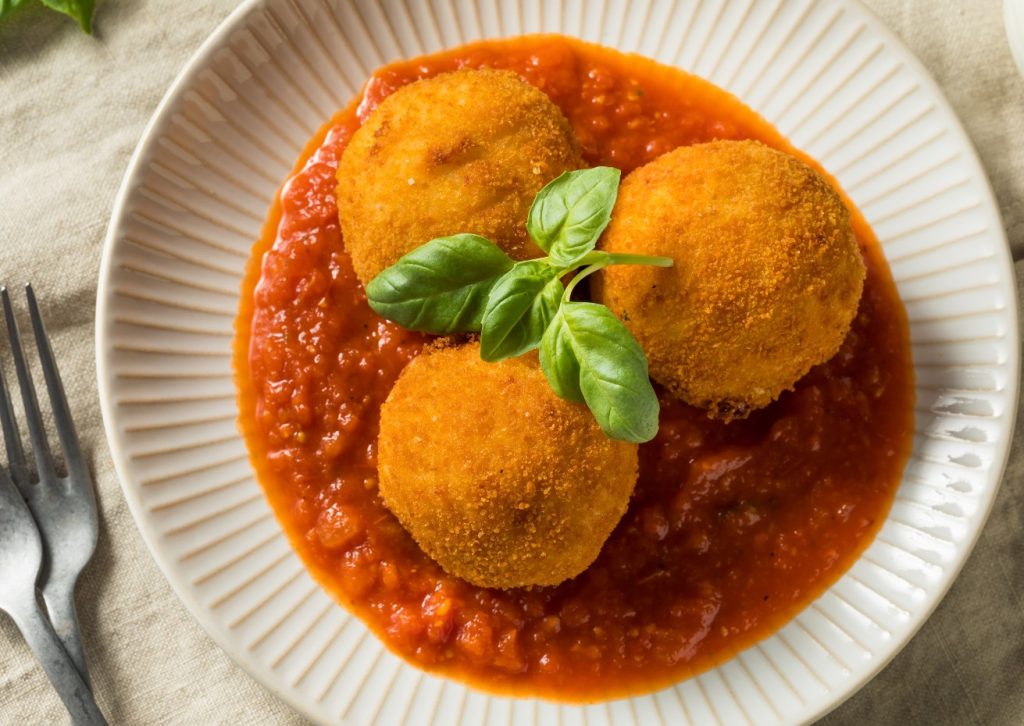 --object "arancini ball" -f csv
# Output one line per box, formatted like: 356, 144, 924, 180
377, 343, 638, 589
337, 69, 583, 286
594, 140, 866, 419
